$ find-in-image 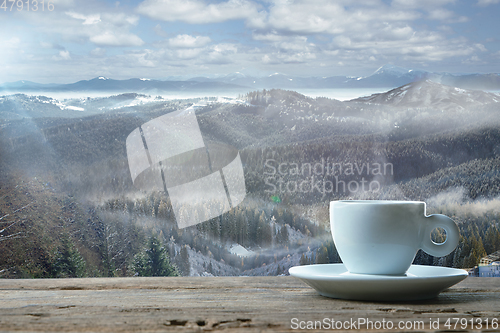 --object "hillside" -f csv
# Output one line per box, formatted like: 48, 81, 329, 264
0, 173, 106, 277
350, 80, 500, 110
